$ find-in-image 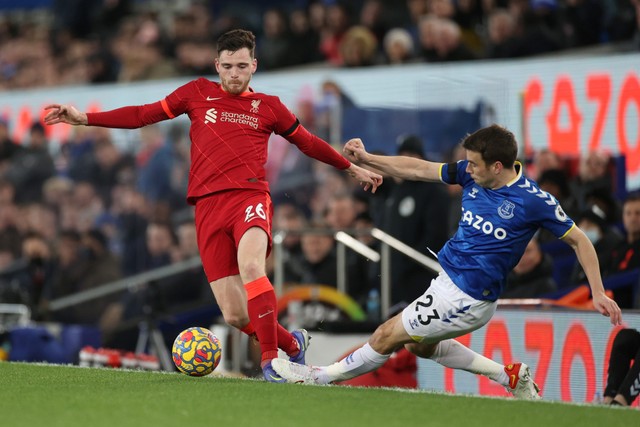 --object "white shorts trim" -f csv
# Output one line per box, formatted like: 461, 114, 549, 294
401, 271, 496, 344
